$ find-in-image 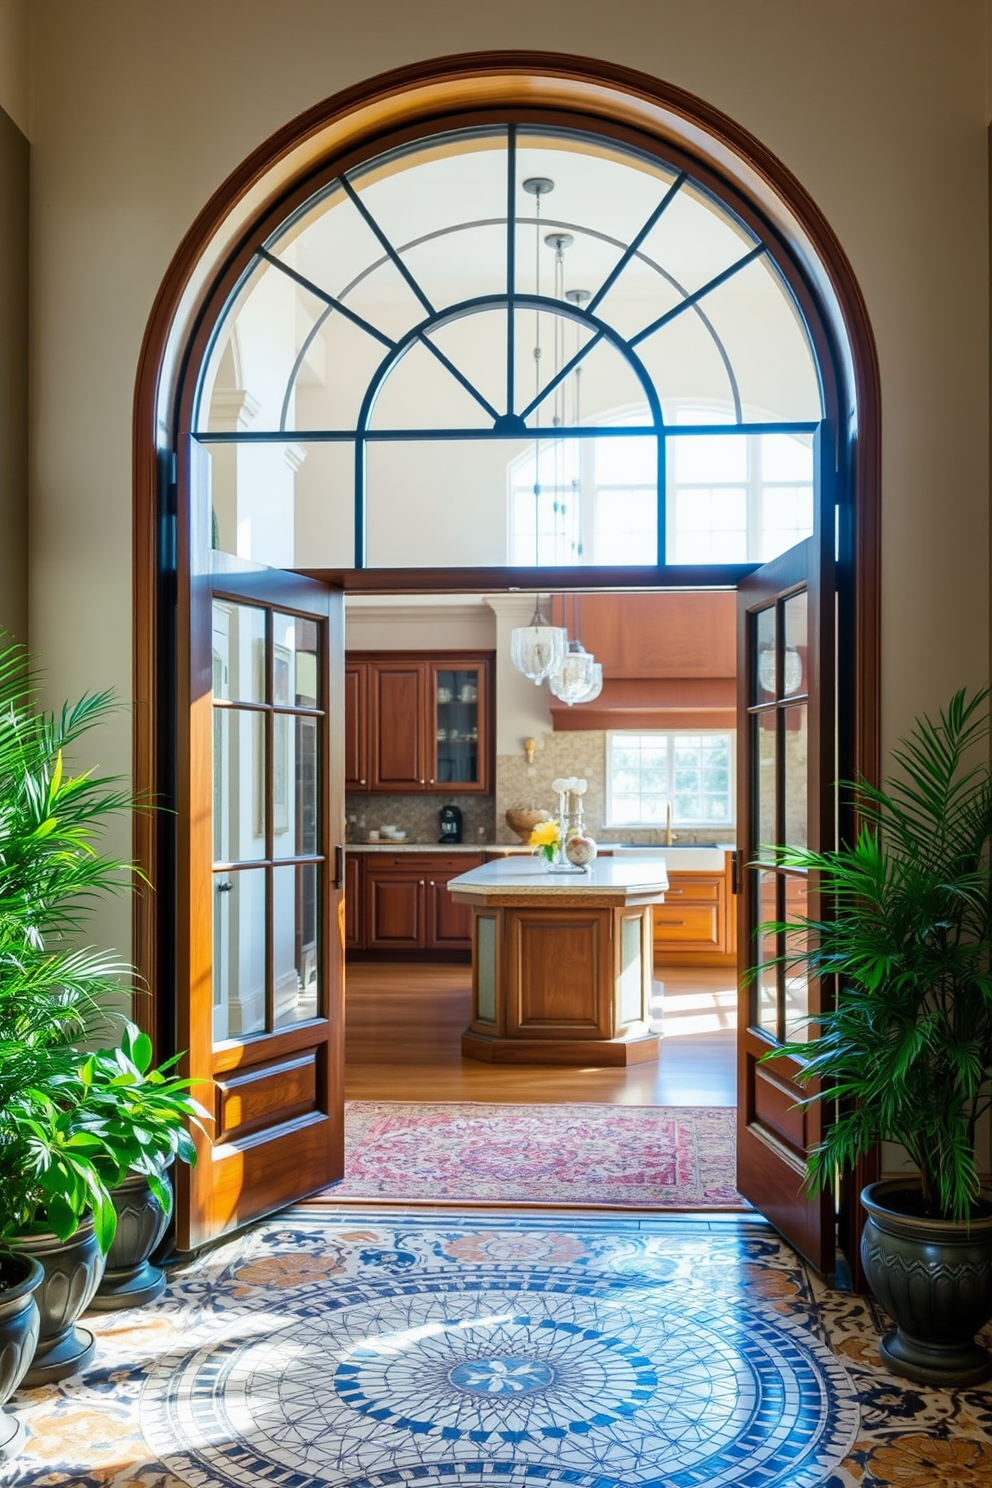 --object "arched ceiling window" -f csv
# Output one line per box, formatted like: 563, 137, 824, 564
194, 125, 823, 570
